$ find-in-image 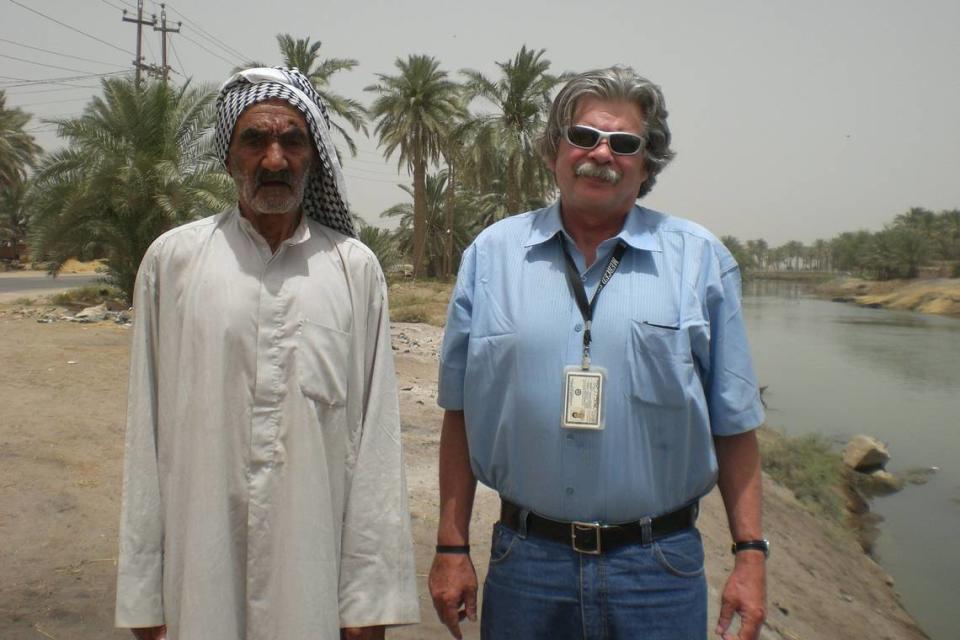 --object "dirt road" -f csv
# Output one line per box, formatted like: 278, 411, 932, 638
0, 310, 928, 639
